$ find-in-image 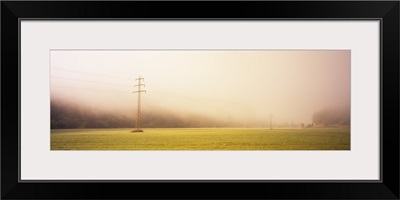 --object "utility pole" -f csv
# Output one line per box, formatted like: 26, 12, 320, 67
132, 76, 146, 132
270, 113, 273, 130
